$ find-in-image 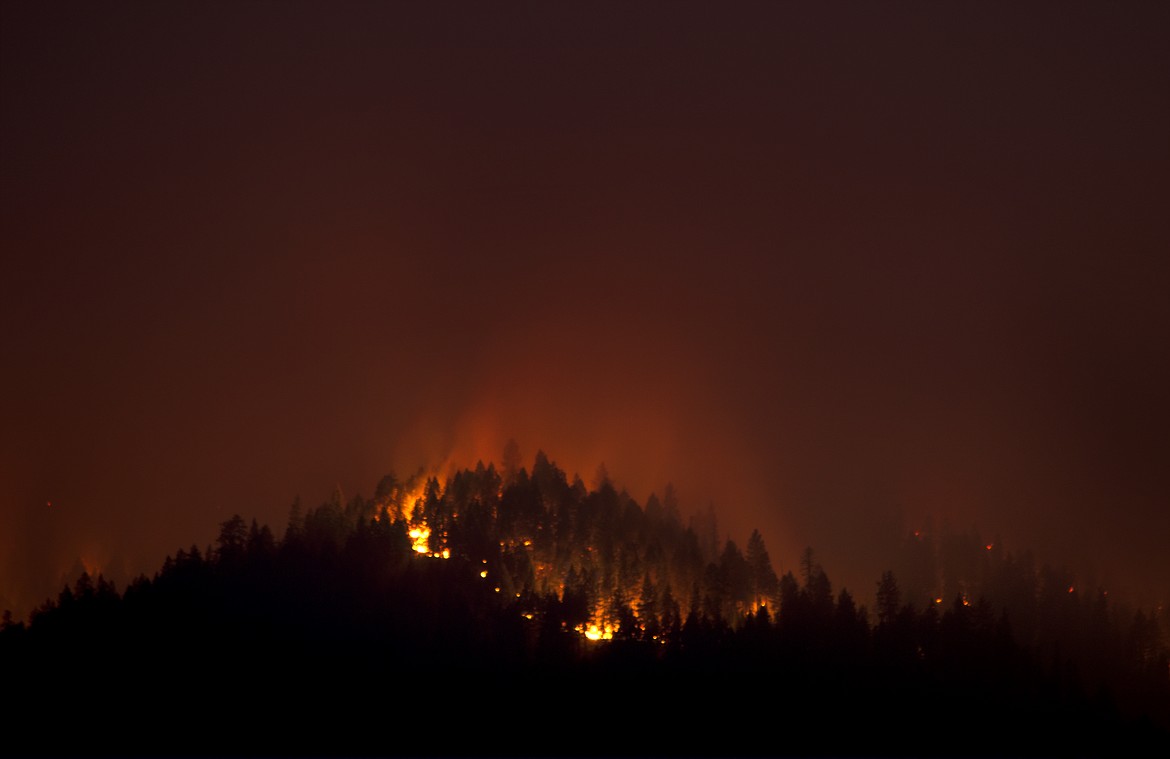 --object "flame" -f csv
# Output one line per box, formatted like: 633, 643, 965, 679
378, 448, 770, 643
397, 478, 430, 523
409, 526, 431, 554
386, 474, 448, 557
577, 623, 614, 641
